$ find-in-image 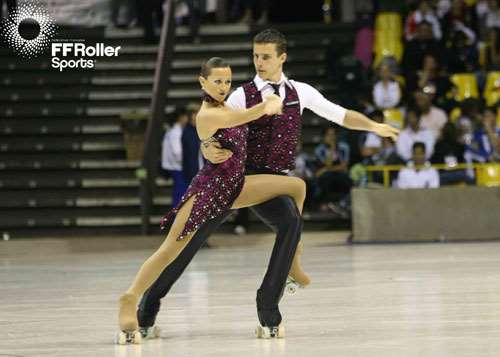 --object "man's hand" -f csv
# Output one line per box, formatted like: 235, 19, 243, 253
201, 140, 233, 164
263, 94, 283, 115
373, 123, 400, 142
